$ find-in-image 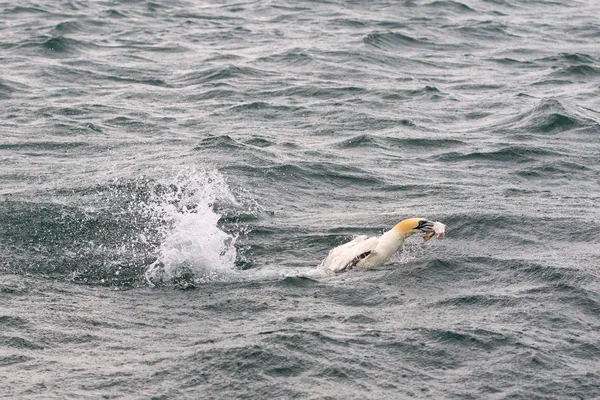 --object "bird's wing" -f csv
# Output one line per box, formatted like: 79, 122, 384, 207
321, 235, 379, 273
